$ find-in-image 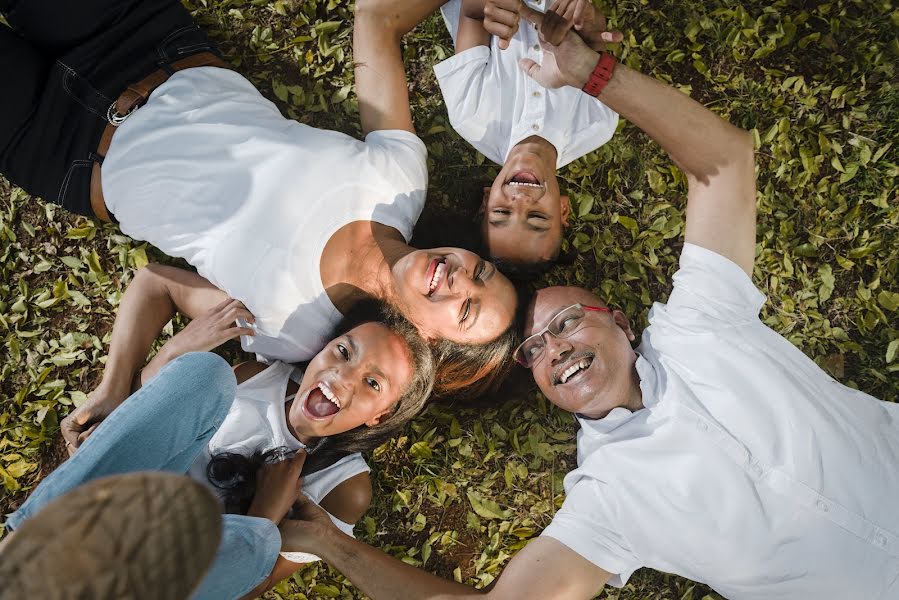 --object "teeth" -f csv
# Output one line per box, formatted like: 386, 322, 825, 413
429, 261, 447, 292
318, 382, 341, 408
508, 181, 542, 188
559, 358, 591, 384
